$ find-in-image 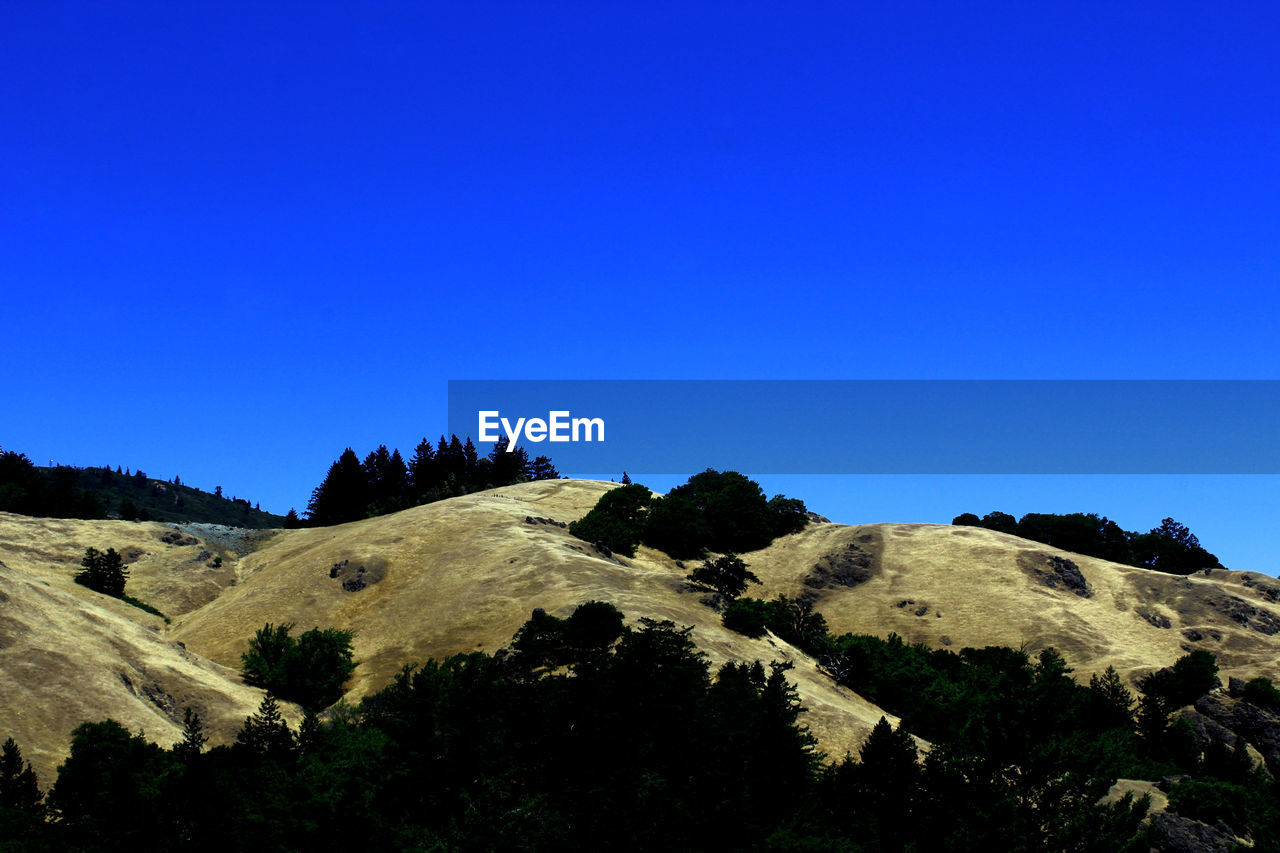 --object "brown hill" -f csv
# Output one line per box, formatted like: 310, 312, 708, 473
4, 479, 1279, 785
